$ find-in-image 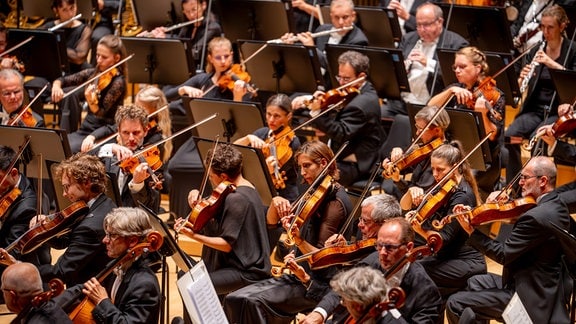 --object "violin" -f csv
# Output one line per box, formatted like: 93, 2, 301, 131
0, 55, 25, 72
11, 278, 65, 324
217, 64, 258, 96
347, 287, 407, 324
305, 86, 360, 111
117, 146, 163, 189
382, 138, 444, 179
8, 107, 39, 127
0, 187, 21, 220
552, 111, 576, 138
432, 196, 537, 230
262, 126, 295, 190
0, 202, 89, 261
67, 231, 164, 323
184, 181, 237, 232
